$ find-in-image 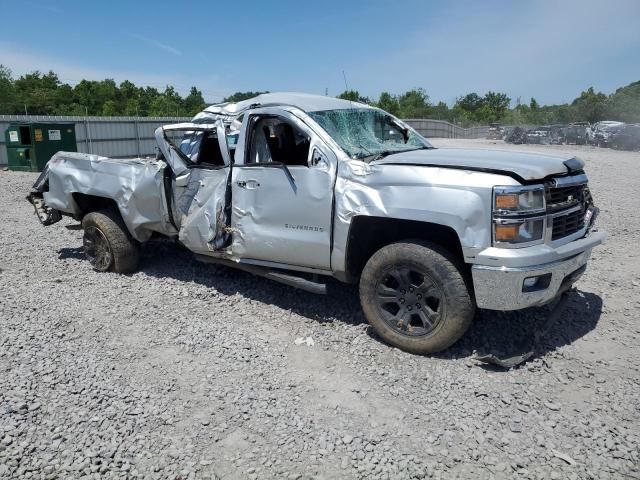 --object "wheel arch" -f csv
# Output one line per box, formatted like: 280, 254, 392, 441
344, 216, 466, 282
72, 193, 120, 219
